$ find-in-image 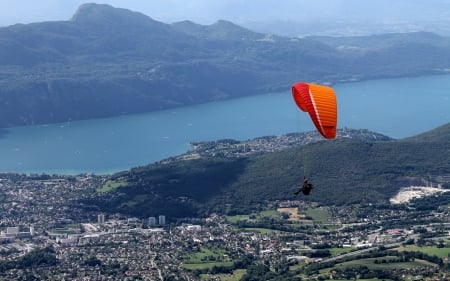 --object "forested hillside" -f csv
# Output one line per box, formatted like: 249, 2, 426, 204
83, 124, 450, 218
1, 3, 450, 127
